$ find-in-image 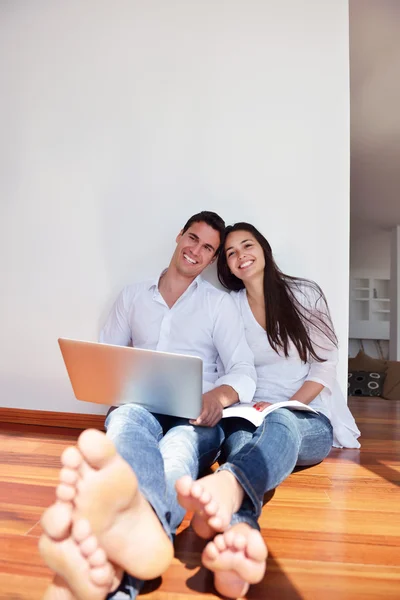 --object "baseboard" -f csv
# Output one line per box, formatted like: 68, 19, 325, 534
0, 407, 105, 430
